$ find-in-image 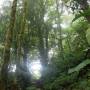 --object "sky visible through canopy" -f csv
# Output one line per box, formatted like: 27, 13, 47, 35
0, 0, 4, 8
0, 0, 13, 8
0, 0, 74, 79
0, 0, 73, 29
